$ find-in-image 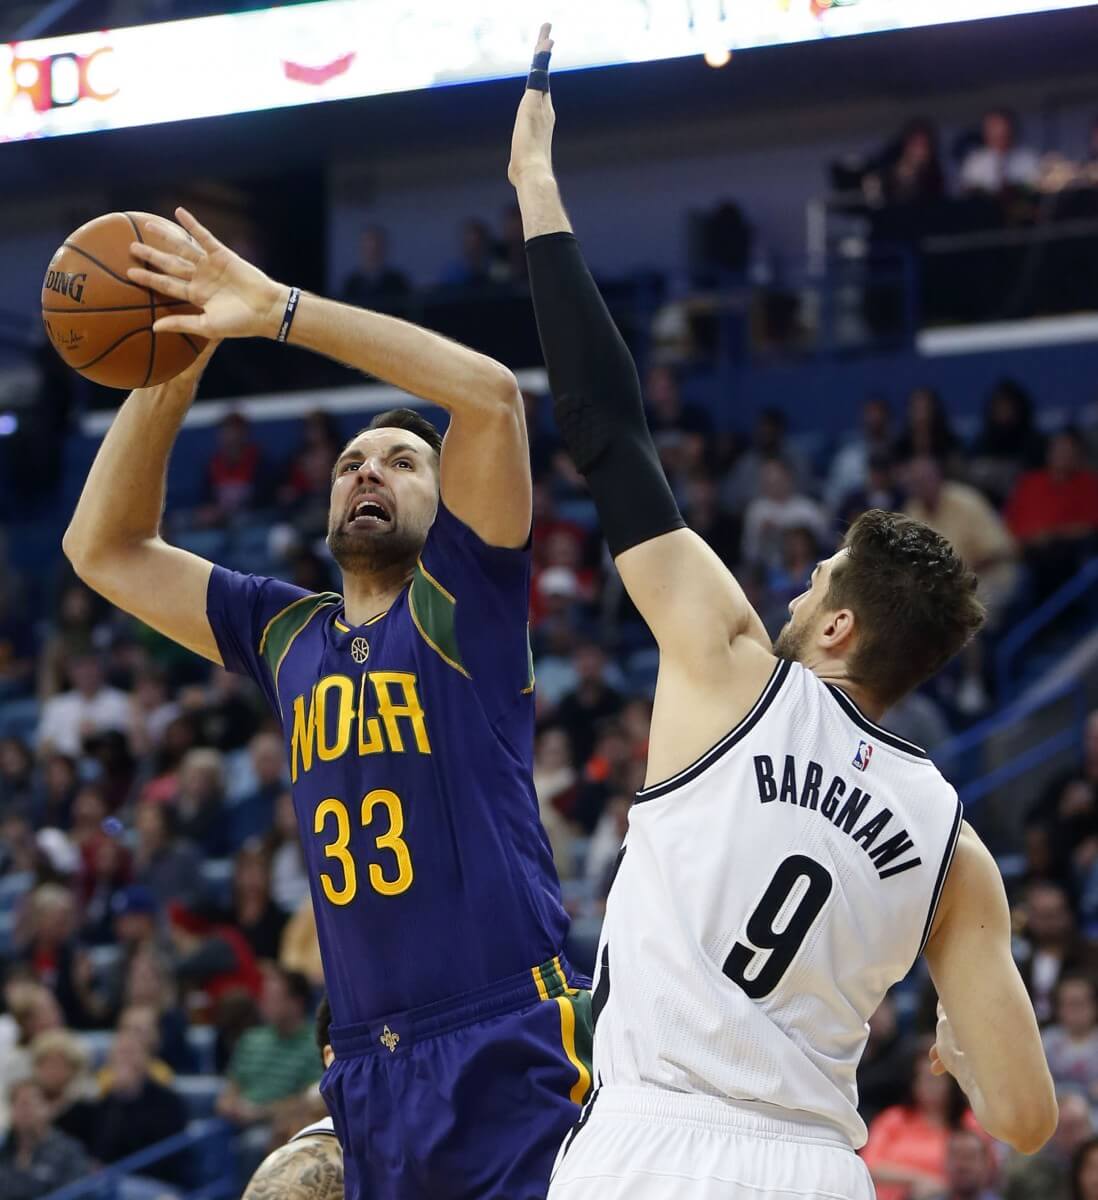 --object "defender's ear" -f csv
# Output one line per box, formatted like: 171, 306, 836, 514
819, 607, 856, 652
